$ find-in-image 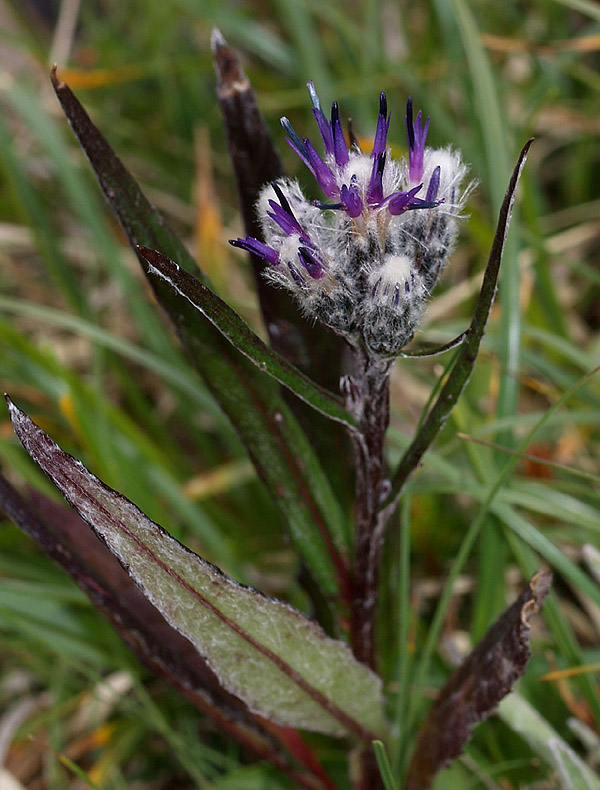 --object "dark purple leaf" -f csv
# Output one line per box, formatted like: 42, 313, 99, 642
406, 568, 552, 790
212, 30, 347, 389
